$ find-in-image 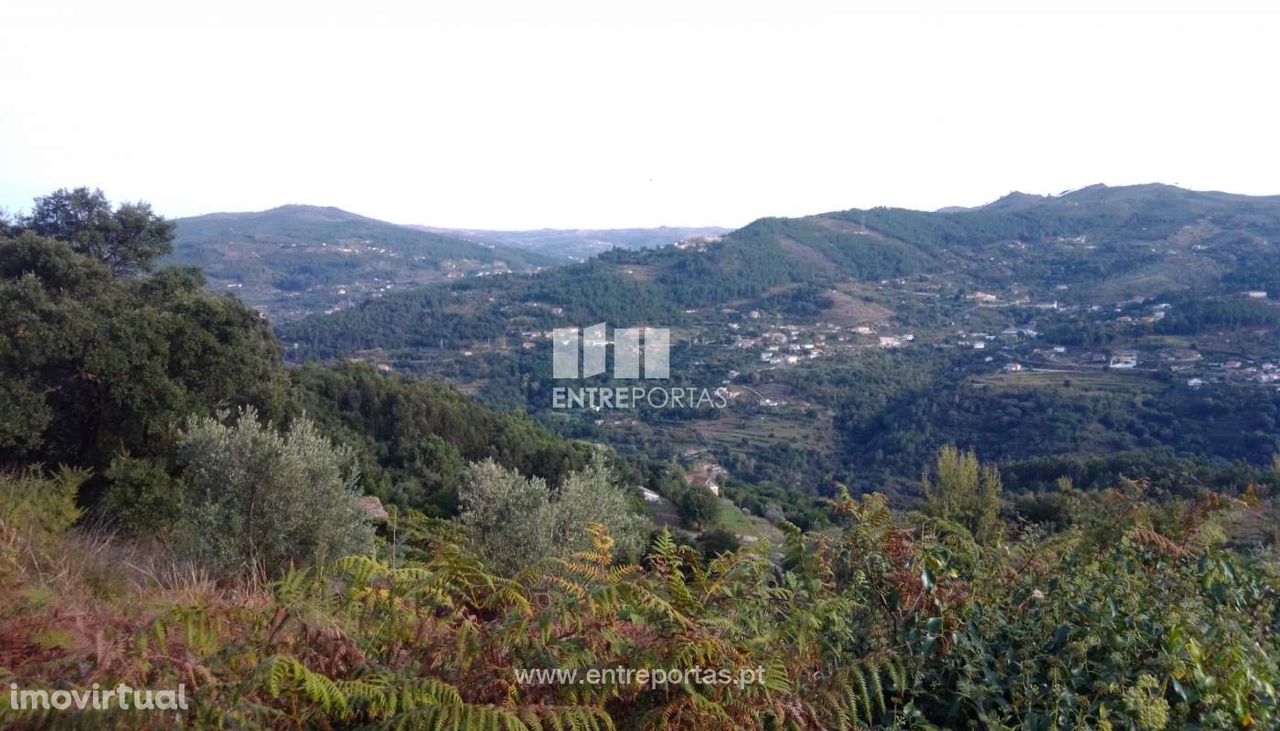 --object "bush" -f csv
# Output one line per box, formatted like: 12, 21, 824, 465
174, 407, 373, 578
695, 526, 742, 558
0, 466, 86, 542
101, 453, 180, 537
459, 454, 647, 574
